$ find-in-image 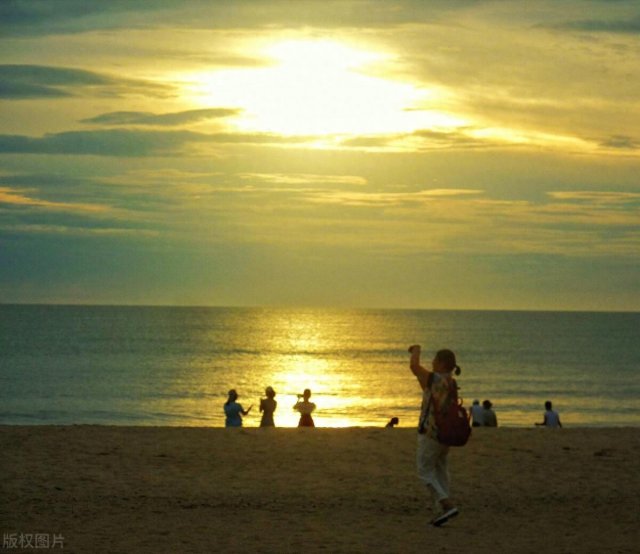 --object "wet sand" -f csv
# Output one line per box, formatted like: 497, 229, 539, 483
2, 426, 638, 553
